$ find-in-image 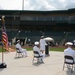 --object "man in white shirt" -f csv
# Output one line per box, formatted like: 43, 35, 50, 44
39, 36, 47, 54
33, 41, 44, 63
64, 42, 75, 63
16, 40, 27, 57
